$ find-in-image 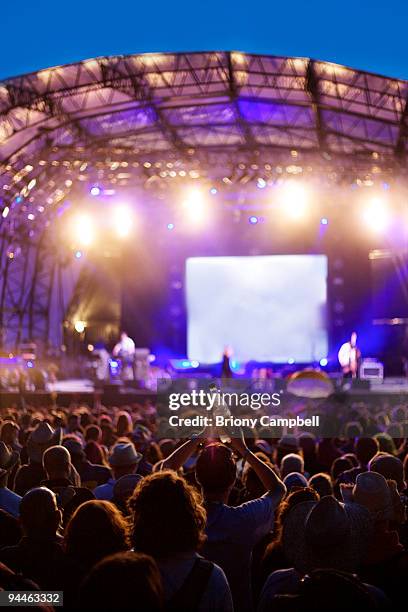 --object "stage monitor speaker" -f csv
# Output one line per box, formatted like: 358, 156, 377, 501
360, 360, 384, 381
